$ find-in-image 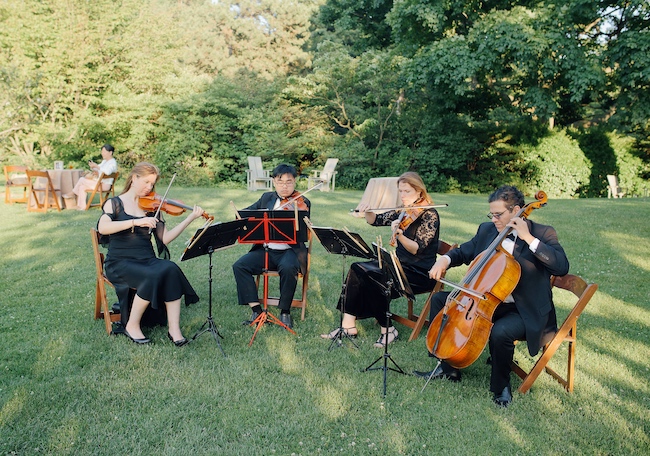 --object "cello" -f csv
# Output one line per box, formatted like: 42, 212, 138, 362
425, 191, 548, 369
